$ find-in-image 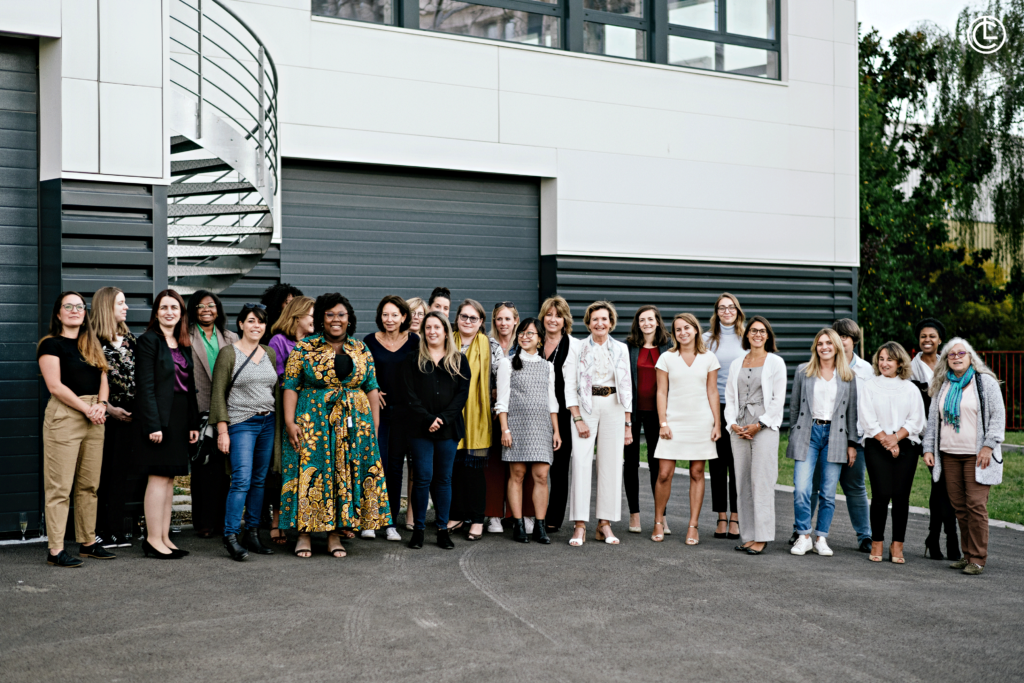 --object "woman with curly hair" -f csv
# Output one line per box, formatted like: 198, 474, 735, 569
279, 293, 391, 558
